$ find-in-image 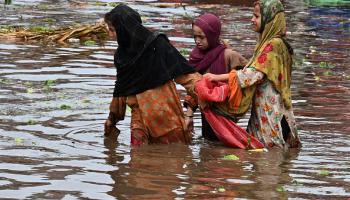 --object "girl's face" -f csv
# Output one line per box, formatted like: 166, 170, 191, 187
106, 23, 117, 40
251, 4, 262, 32
193, 25, 208, 50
